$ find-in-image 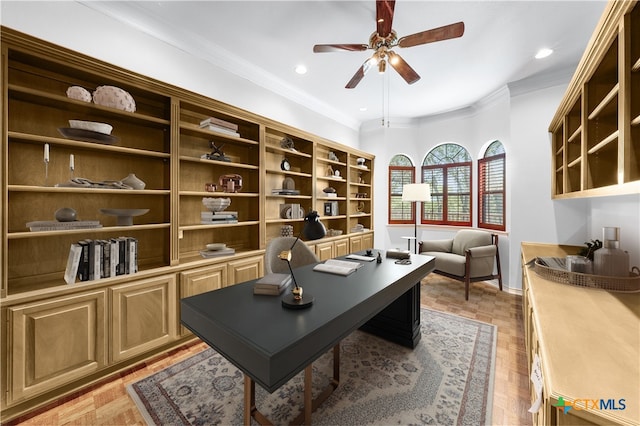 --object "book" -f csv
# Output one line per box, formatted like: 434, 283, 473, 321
201, 213, 238, 220
99, 240, 111, 278
128, 237, 138, 274
253, 281, 291, 295
77, 240, 91, 281
199, 116, 239, 131
313, 259, 363, 276
201, 219, 238, 225
201, 211, 239, 217
64, 243, 83, 285
93, 239, 102, 280
110, 239, 119, 277
200, 123, 240, 137
254, 273, 292, 287
26, 220, 102, 232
